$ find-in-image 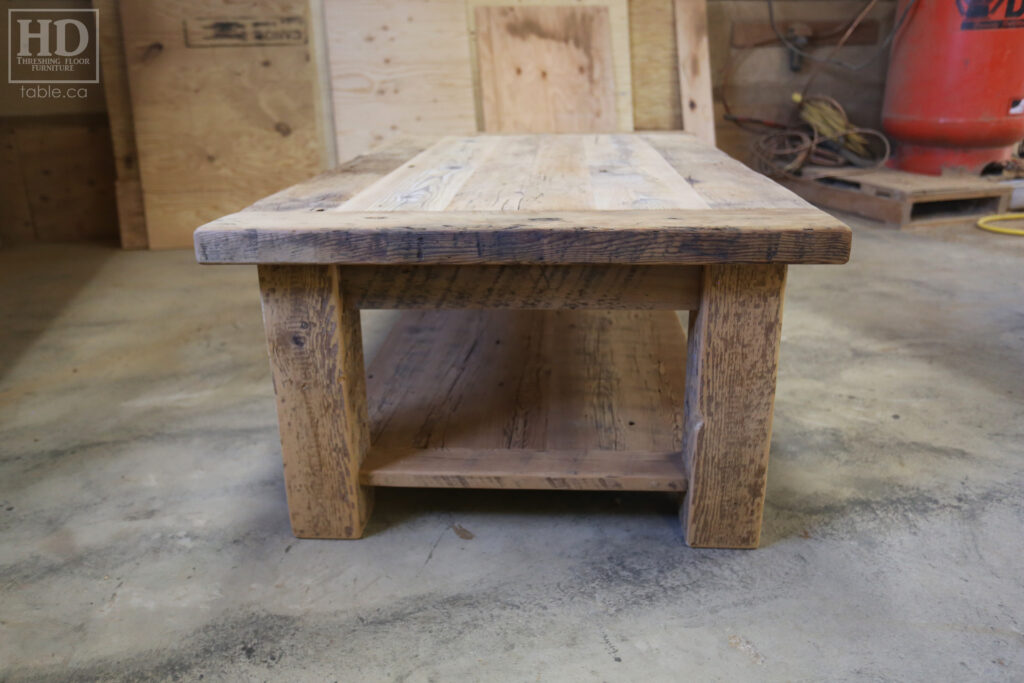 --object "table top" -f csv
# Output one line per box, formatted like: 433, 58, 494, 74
194, 133, 851, 265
